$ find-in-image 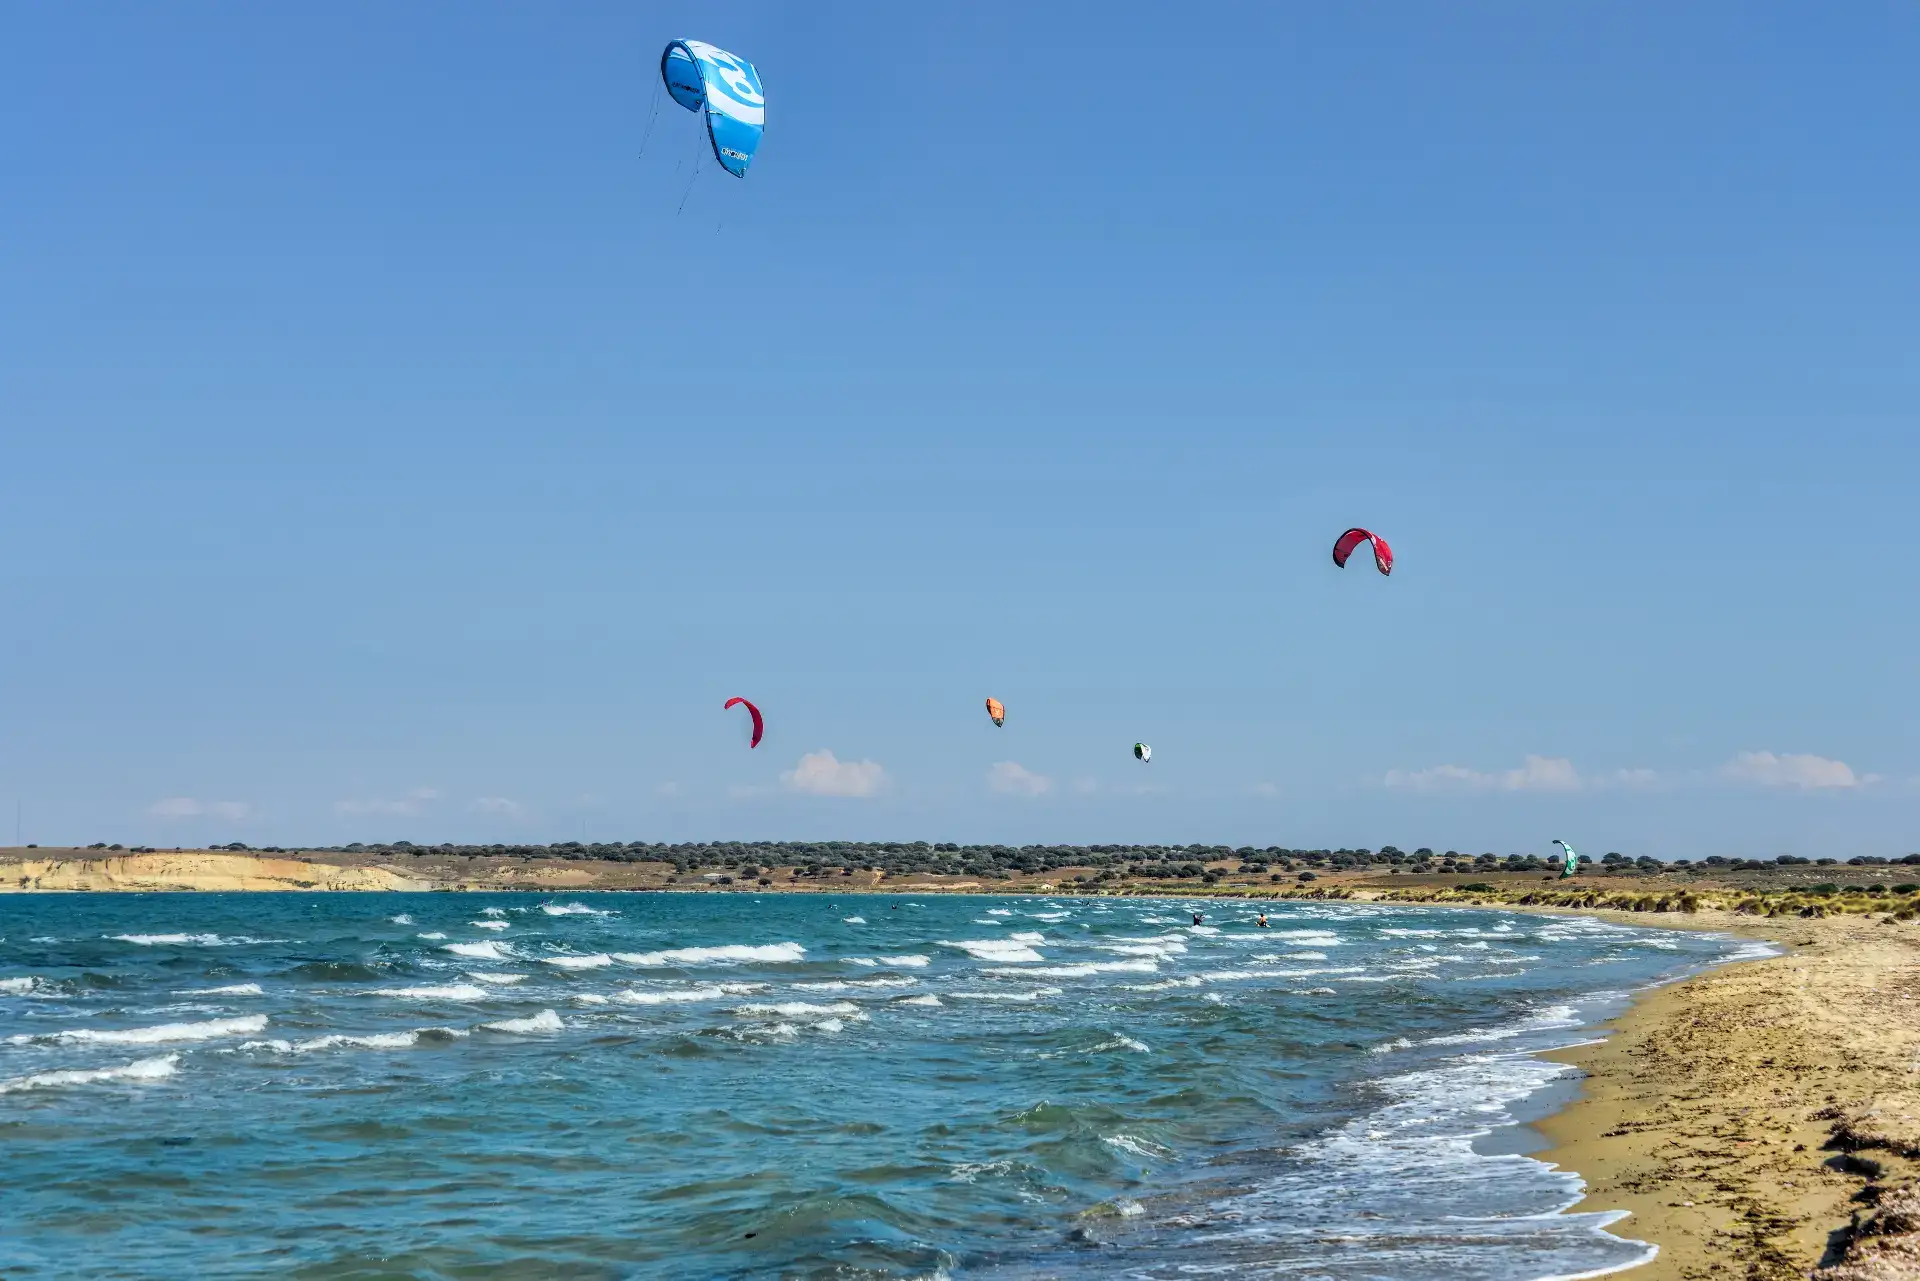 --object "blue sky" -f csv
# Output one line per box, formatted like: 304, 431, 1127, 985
3, 3, 1915, 857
